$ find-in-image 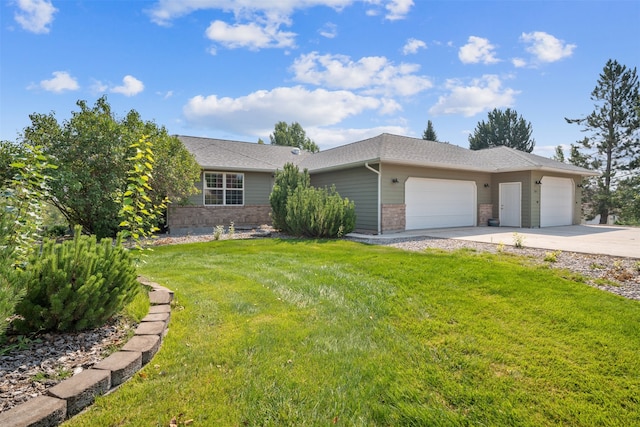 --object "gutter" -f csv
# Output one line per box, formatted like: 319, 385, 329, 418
364, 162, 382, 235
